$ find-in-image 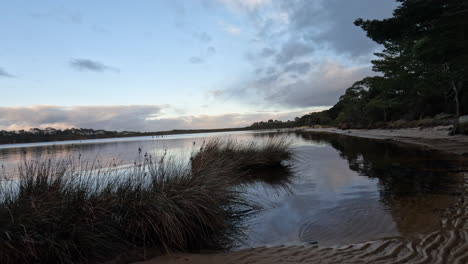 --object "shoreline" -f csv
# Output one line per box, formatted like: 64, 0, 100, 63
303, 126, 468, 157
